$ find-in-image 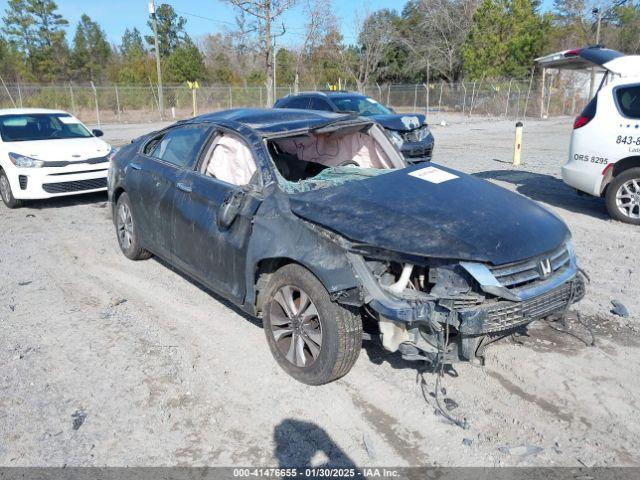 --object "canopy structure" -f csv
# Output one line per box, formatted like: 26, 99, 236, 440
532, 46, 622, 118
535, 48, 614, 71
